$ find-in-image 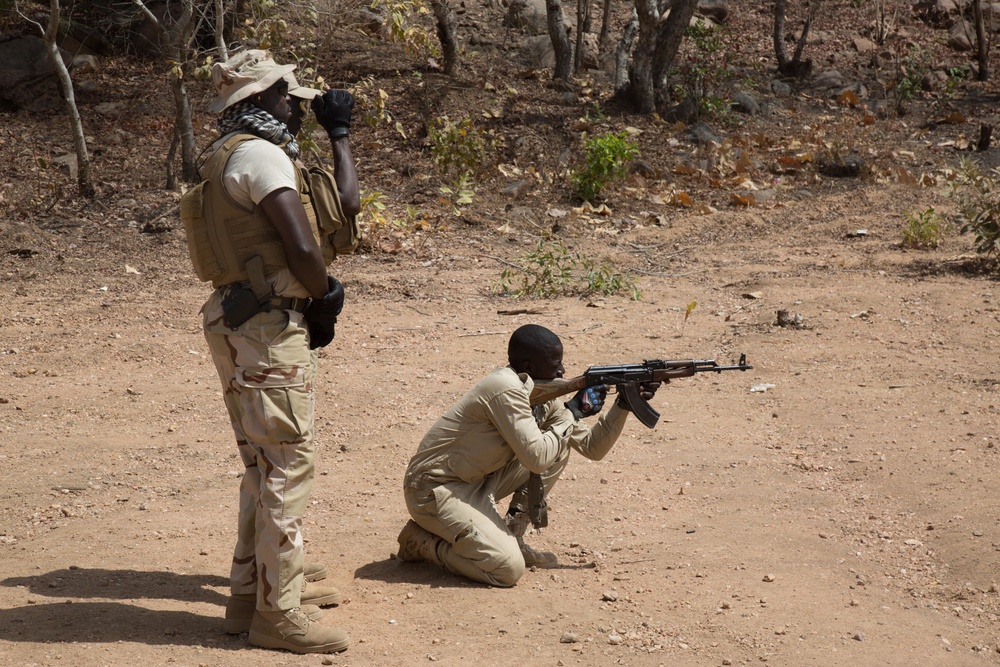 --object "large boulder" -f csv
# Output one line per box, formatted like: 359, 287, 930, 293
0, 35, 70, 112
506, 0, 552, 35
